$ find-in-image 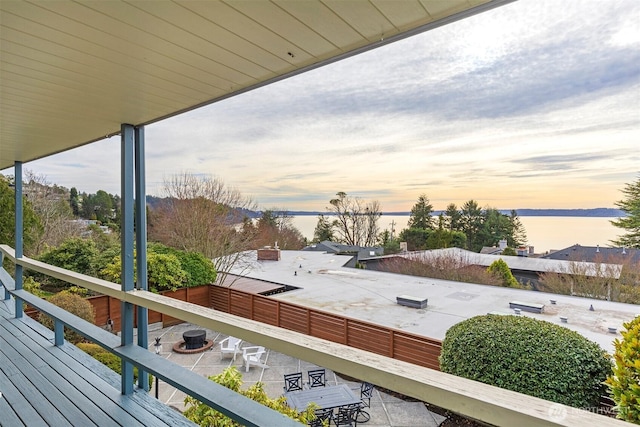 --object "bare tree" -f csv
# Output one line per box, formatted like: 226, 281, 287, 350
25, 170, 83, 255
328, 192, 381, 247
148, 172, 257, 282
379, 251, 501, 286
539, 254, 638, 303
